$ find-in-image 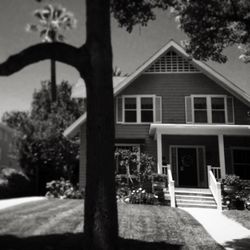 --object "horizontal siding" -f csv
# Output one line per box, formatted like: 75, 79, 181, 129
115, 124, 149, 139
117, 73, 250, 125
